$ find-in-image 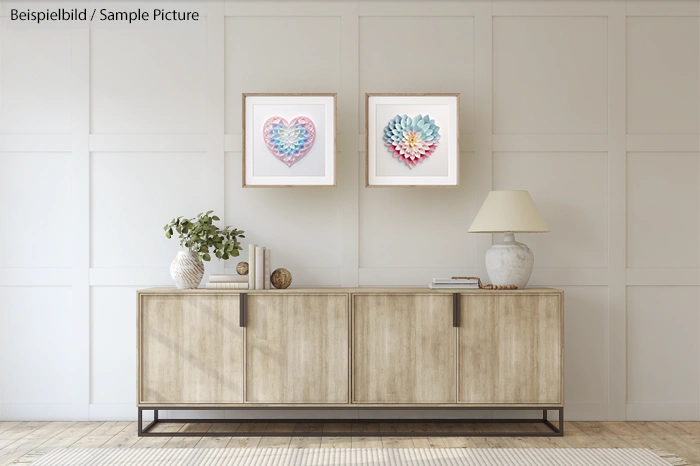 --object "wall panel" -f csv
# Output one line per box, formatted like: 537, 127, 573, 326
492, 16, 608, 134
90, 287, 139, 406
0, 287, 76, 419
90, 152, 219, 268
0, 152, 73, 268
627, 17, 700, 134
627, 152, 700, 268
627, 286, 700, 420
559, 286, 609, 420
90, 25, 208, 134
359, 152, 475, 270
0, 28, 72, 134
561, 286, 609, 406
